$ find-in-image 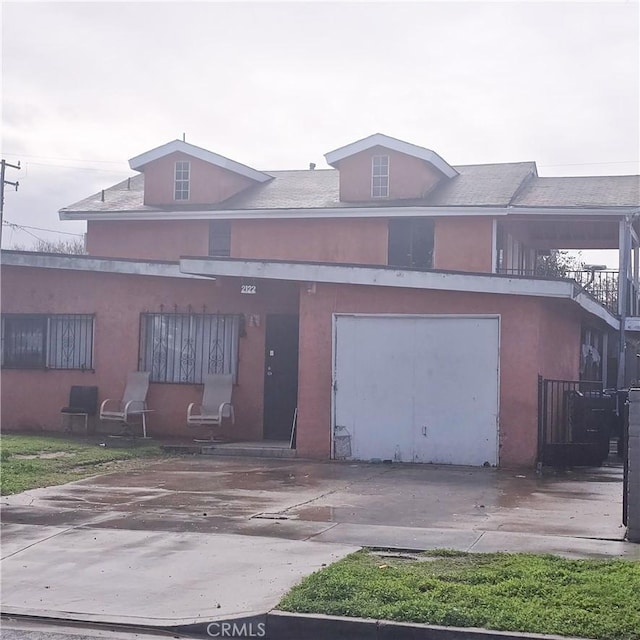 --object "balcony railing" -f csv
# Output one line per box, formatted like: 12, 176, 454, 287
498, 268, 621, 315
565, 269, 619, 316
